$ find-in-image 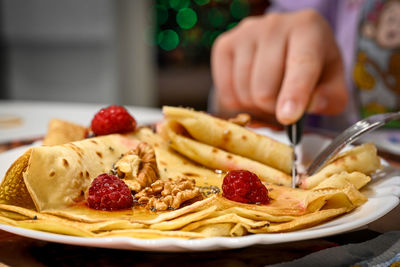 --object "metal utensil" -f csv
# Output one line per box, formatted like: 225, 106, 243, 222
306, 111, 400, 176
286, 116, 304, 188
